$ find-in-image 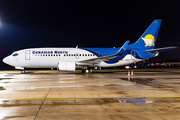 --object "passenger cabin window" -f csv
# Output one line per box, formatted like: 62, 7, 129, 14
12, 53, 19, 56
